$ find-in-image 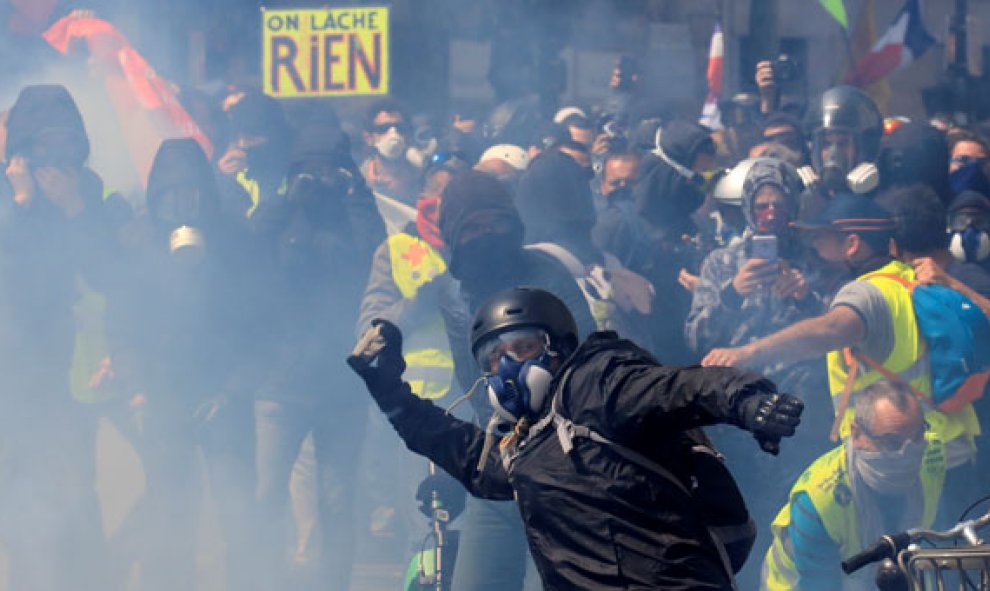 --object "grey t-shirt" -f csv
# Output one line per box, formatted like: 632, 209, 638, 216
830, 280, 896, 362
